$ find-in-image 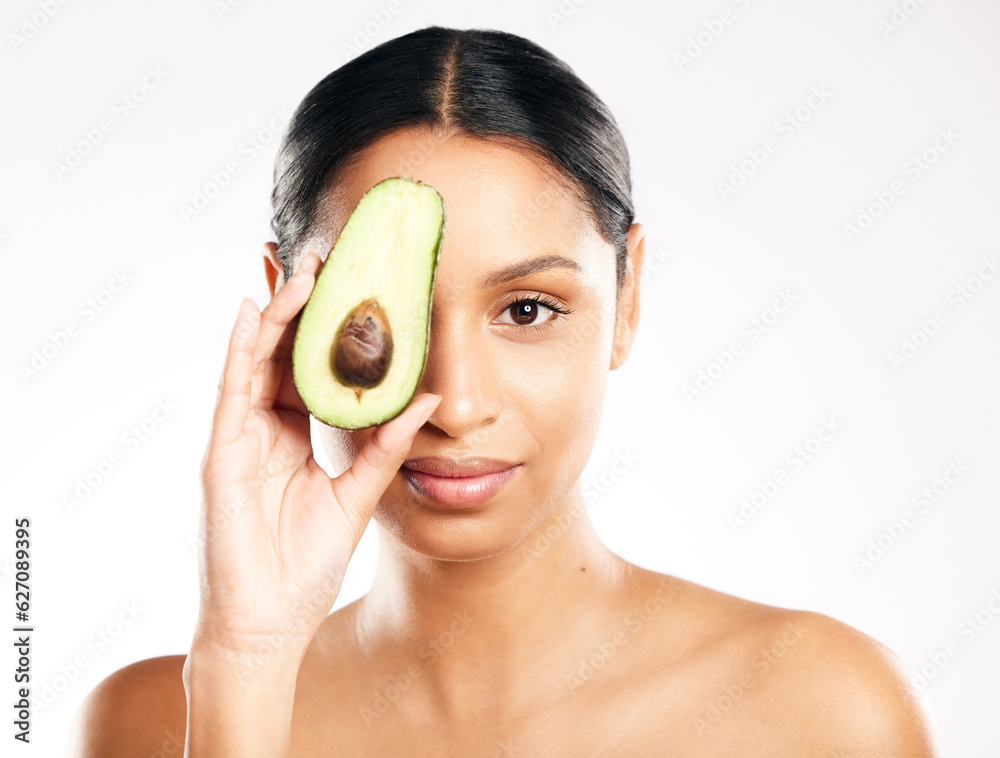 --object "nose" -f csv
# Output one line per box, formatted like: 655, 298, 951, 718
414, 309, 501, 441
